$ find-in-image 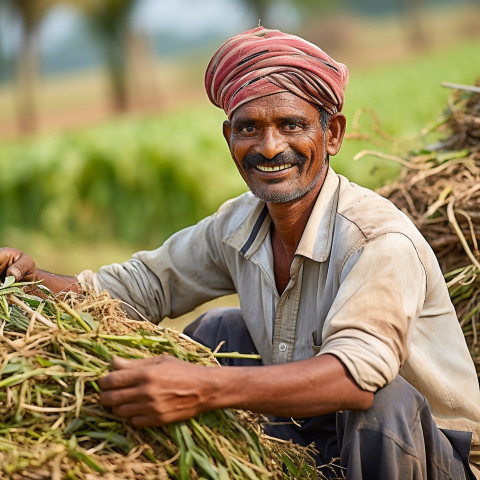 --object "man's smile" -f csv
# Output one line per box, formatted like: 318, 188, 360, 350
255, 163, 293, 172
